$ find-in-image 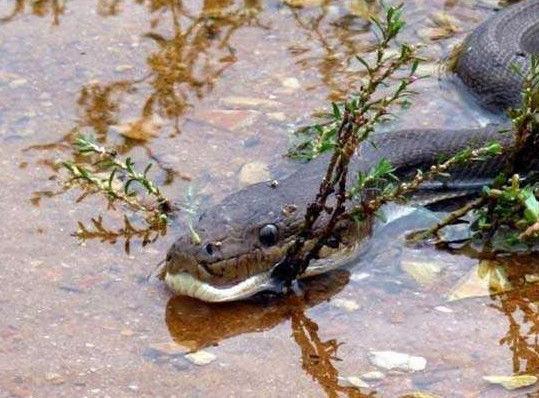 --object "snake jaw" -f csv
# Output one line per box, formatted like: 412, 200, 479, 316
161, 238, 366, 302
162, 217, 370, 301
163, 270, 283, 302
